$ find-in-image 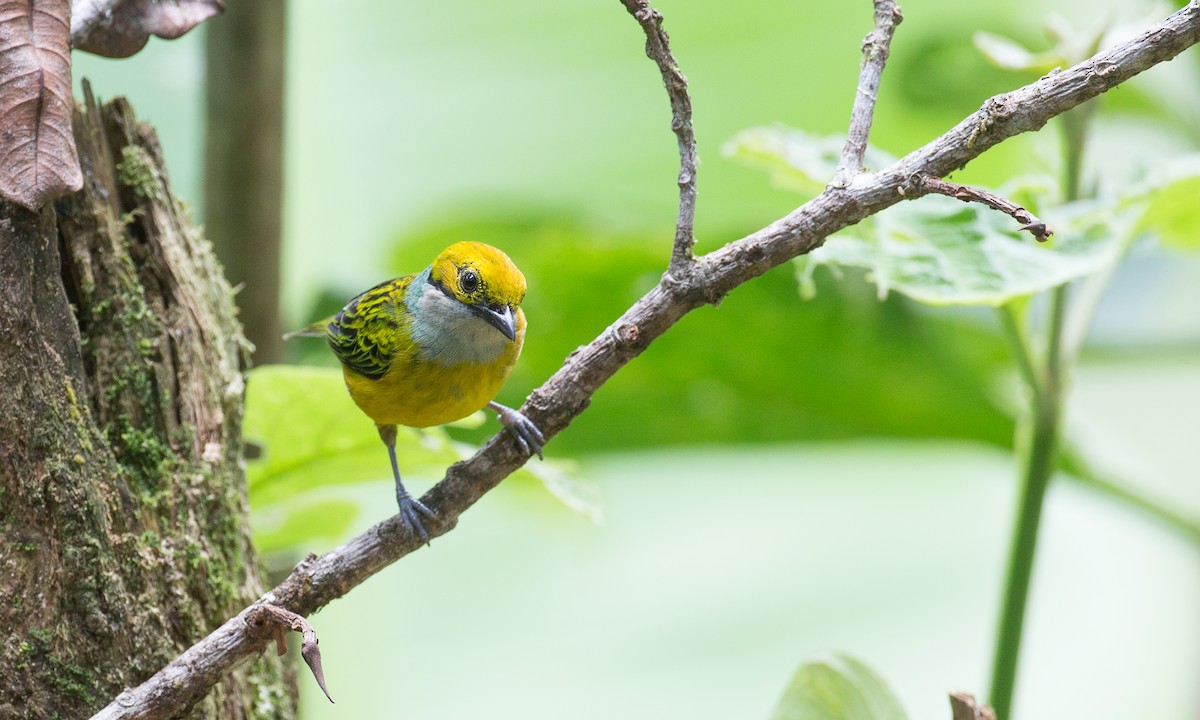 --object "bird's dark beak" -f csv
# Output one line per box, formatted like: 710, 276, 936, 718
477, 304, 517, 341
